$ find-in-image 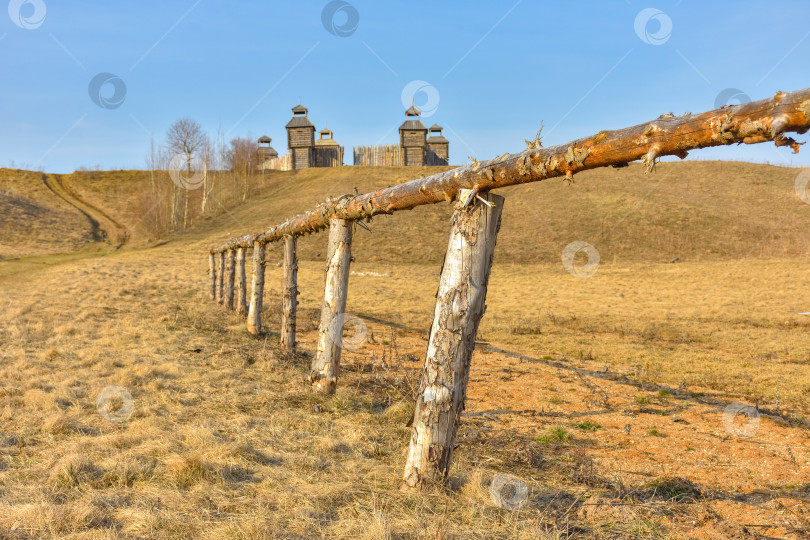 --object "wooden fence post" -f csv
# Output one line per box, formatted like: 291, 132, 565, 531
247, 241, 266, 334
208, 253, 216, 301
281, 235, 298, 353
217, 252, 225, 304
309, 218, 352, 393
236, 247, 248, 315
225, 249, 236, 310
402, 191, 504, 489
